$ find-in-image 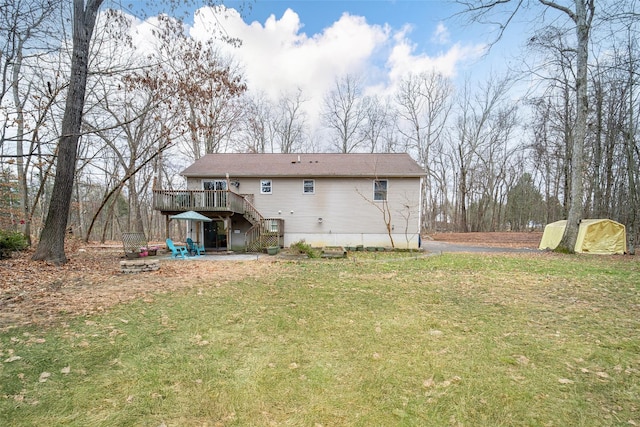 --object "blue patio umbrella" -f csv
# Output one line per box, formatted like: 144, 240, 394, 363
169, 211, 213, 222
169, 211, 212, 254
